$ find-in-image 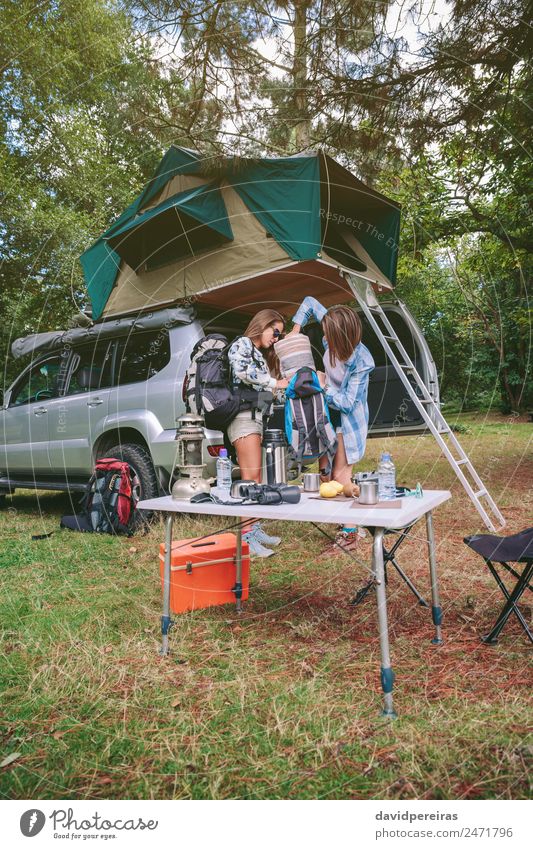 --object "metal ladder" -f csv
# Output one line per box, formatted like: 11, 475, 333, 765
350, 282, 505, 532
